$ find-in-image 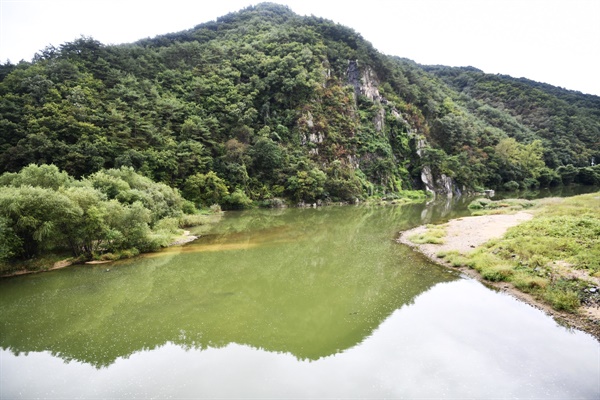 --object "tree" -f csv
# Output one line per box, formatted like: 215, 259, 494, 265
574, 167, 600, 185
61, 186, 111, 257
557, 164, 578, 185
494, 138, 545, 183
0, 163, 72, 189
0, 216, 22, 261
0, 186, 81, 257
249, 137, 284, 180
286, 168, 327, 202
183, 171, 230, 207
325, 160, 363, 201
